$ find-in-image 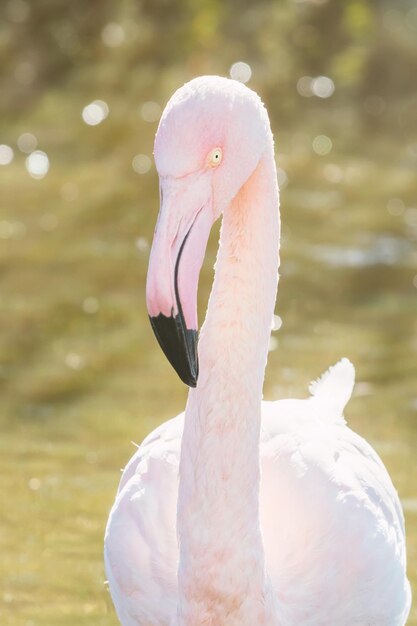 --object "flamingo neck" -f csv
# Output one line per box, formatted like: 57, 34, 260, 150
177, 146, 281, 625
